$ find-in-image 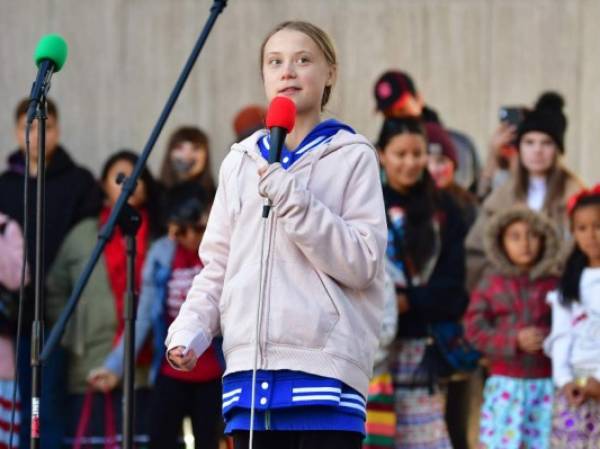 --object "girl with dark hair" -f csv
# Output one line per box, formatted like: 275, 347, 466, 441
544, 185, 600, 448
100, 150, 163, 239
159, 126, 216, 199
466, 92, 584, 290
378, 117, 468, 449
46, 150, 161, 448
465, 207, 560, 449
90, 181, 224, 449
